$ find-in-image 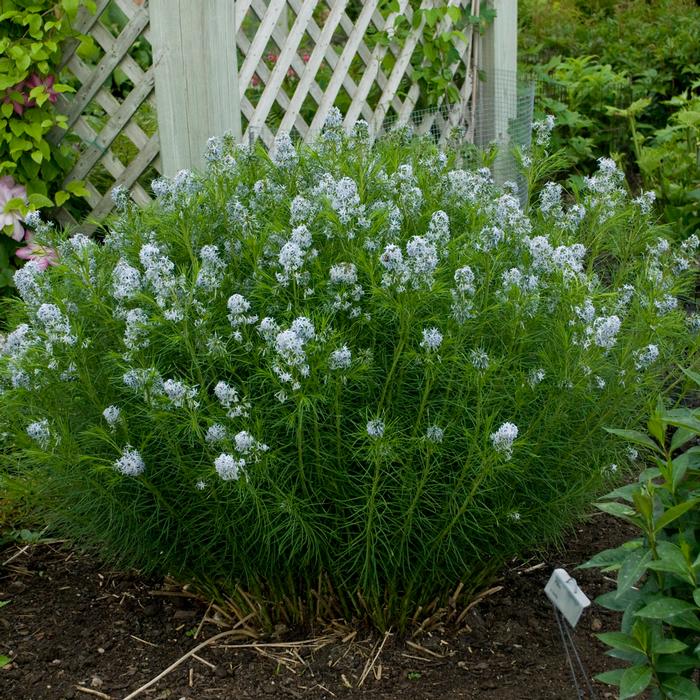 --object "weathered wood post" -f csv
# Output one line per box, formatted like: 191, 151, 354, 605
150, 0, 241, 176
478, 0, 518, 183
